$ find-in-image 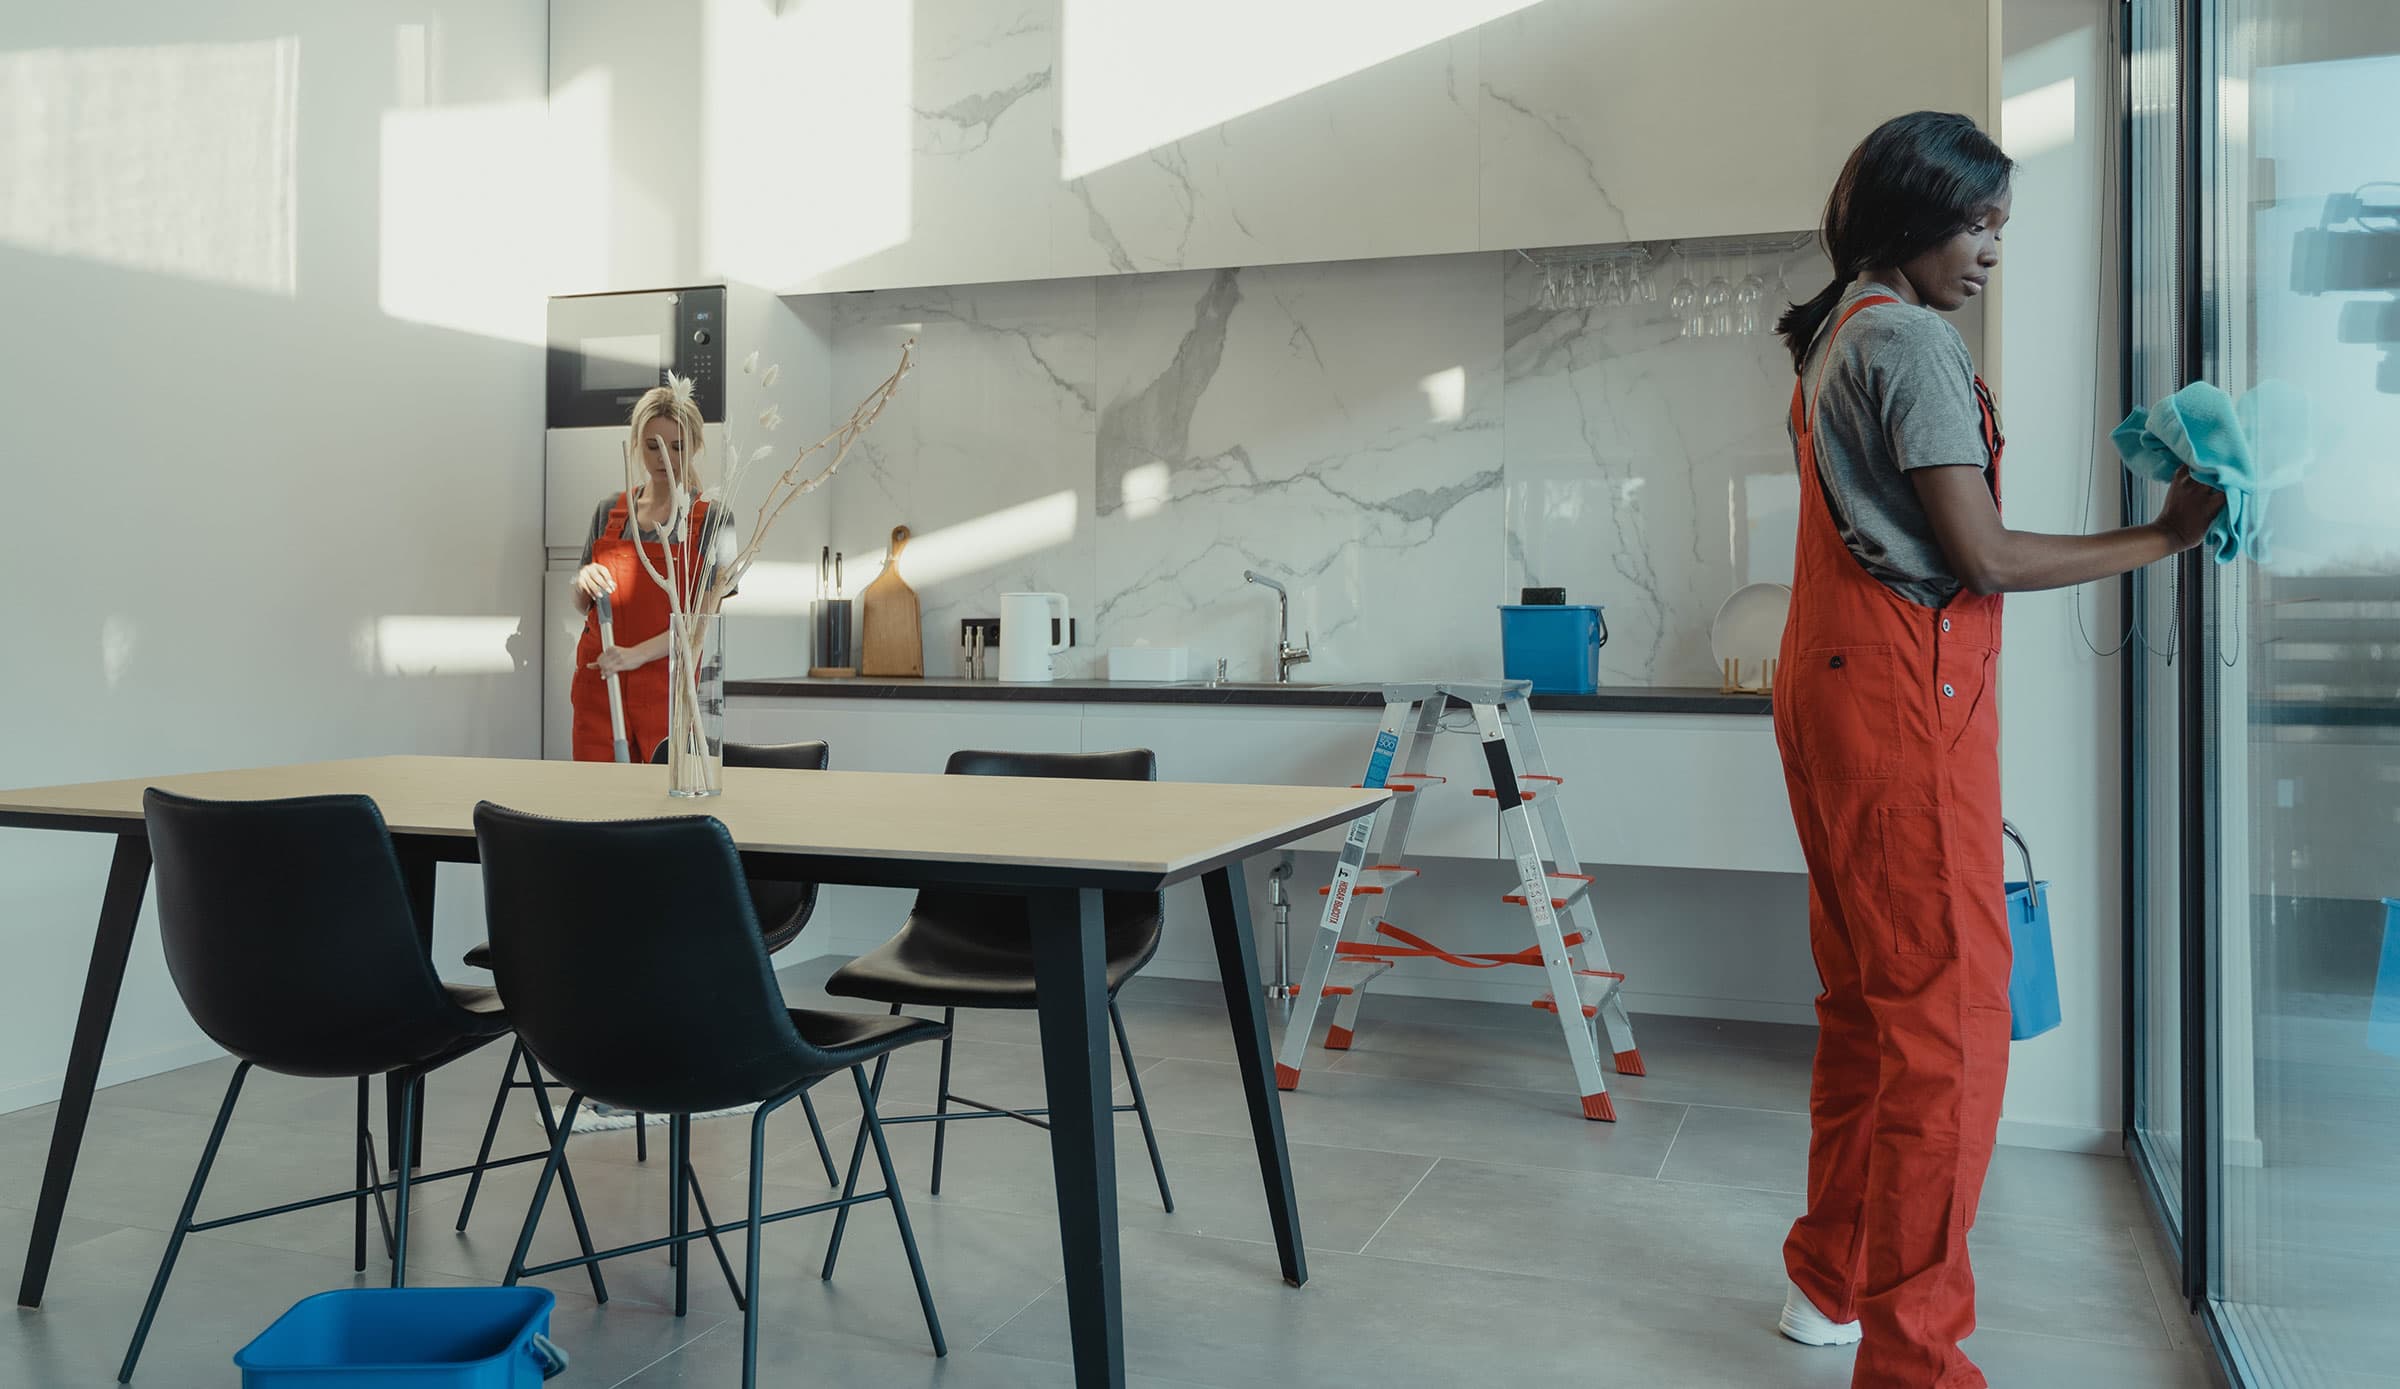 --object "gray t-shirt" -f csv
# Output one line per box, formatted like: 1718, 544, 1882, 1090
1792, 282, 1993, 608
